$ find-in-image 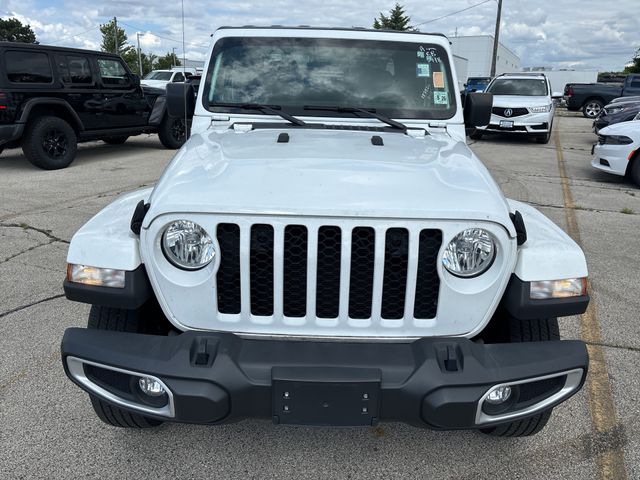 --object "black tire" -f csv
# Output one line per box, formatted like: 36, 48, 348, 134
102, 135, 129, 145
535, 129, 552, 144
22, 116, 77, 170
469, 129, 484, 140
582, 99, 603, 119
86, 305, 163, 428
630, 154, 640, 187
158, 114, 188, 149
480, 317, 559, 437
